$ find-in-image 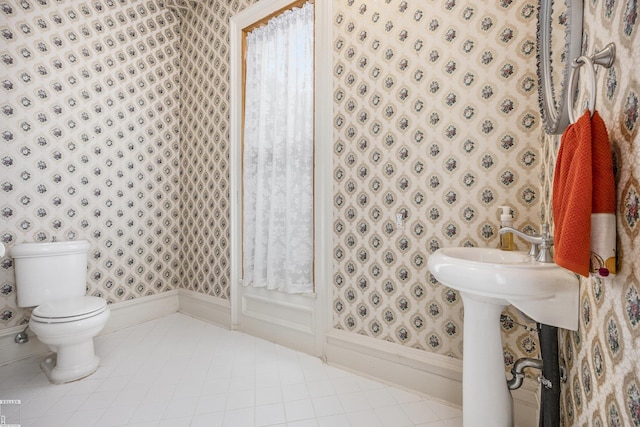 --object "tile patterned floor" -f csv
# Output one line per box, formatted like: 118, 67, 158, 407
0, 313, 462, 426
